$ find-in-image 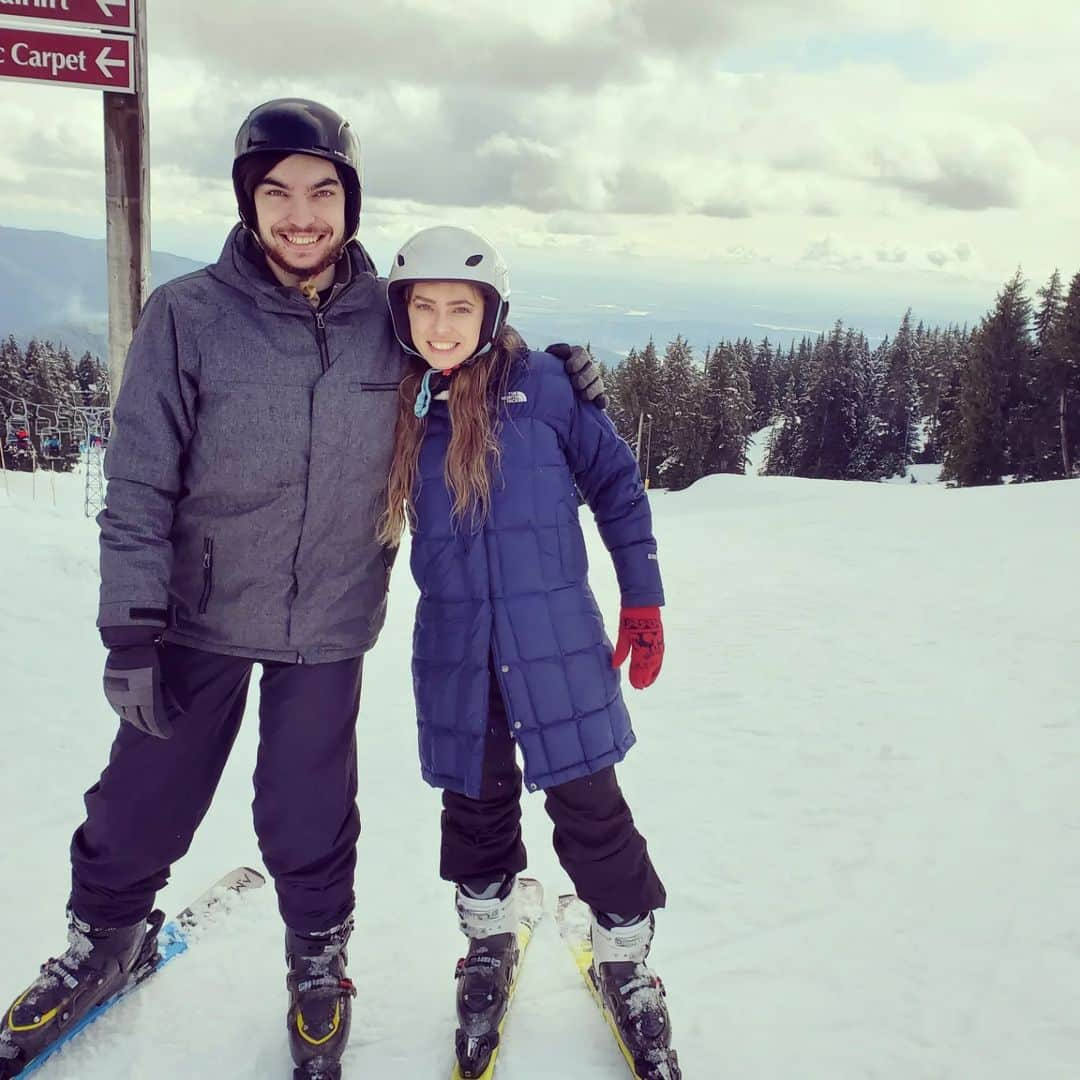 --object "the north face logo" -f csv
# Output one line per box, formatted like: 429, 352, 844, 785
502, 391, 527, 404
